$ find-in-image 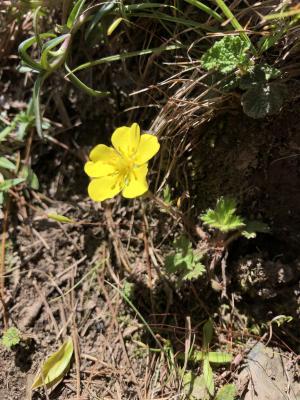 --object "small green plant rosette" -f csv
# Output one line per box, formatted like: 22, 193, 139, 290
2, 327, 21, 349
201, 197, 245, 232
201, 35, 251, 74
